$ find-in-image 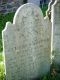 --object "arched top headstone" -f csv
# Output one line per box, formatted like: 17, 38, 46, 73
13, 3, 44, 25
2, 3, 51, 79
